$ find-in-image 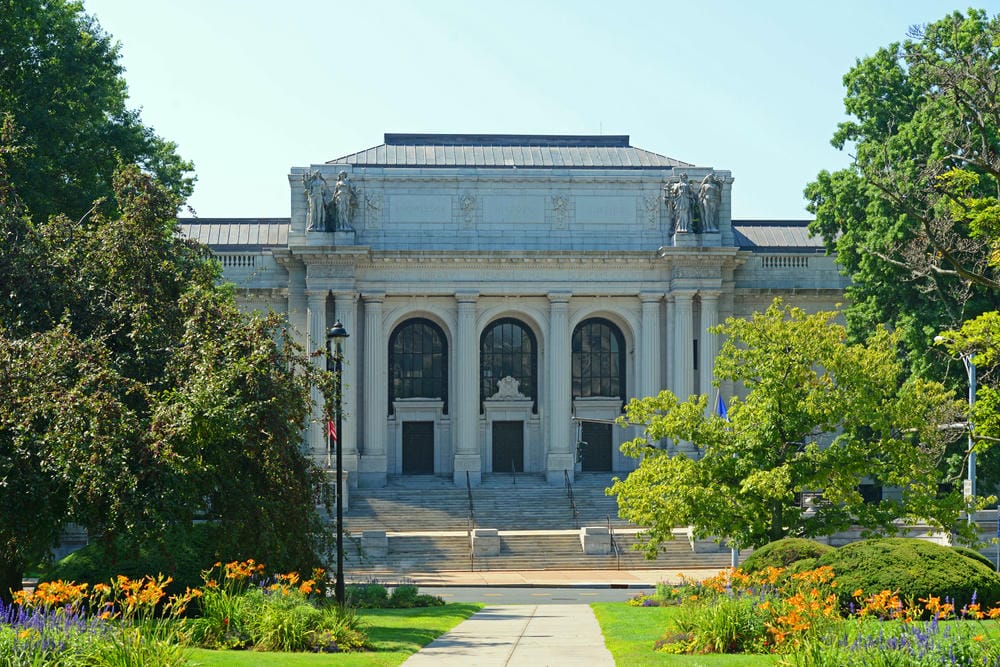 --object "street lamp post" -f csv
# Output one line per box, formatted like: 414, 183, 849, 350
327, 320, 349, 605
935, 335, 977, 523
